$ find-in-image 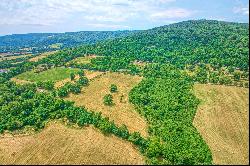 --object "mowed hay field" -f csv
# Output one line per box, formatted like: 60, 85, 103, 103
66, 72, 148, 137
0, 122, 145, 165
15, 67, 80, 83
0, 54, 33, 61
193, 84, 249, 165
